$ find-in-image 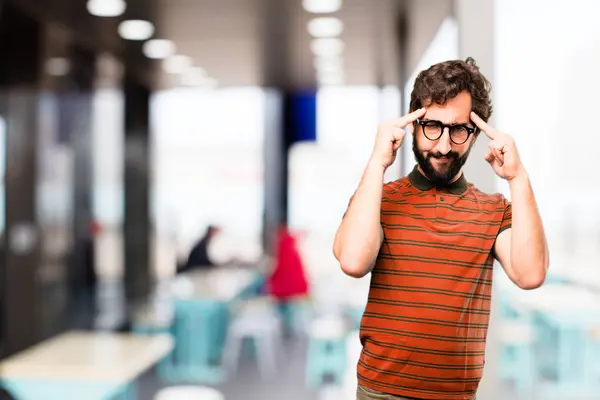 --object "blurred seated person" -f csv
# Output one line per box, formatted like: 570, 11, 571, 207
177, 225, 222, 273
